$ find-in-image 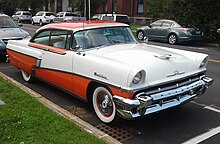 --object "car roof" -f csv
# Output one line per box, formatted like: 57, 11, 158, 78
38, 20, 129, 32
